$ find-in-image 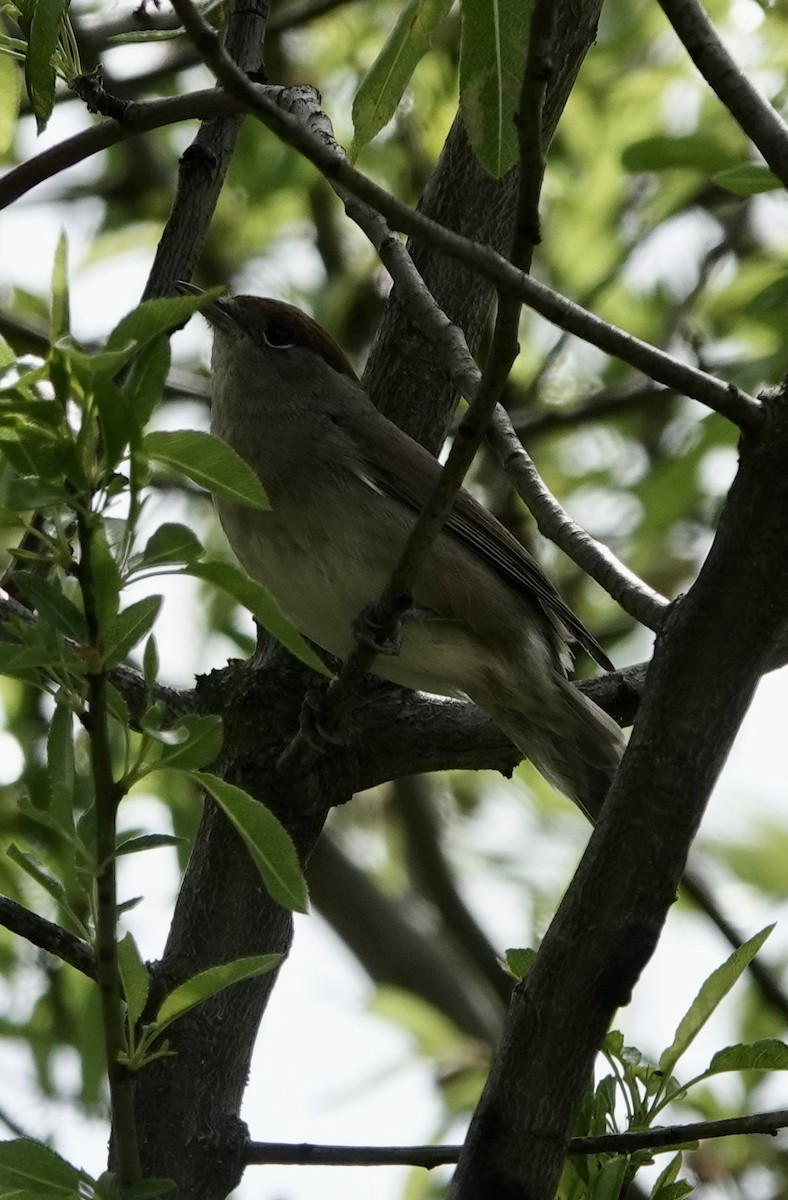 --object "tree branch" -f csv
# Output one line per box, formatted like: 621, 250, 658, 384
244, 1107, 788, 1166
449, 386, 788, 1198
0, 894, 95, 978
658, 0, 788, 188
488, 411, 669, 631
